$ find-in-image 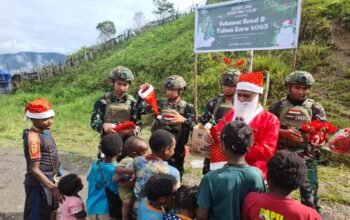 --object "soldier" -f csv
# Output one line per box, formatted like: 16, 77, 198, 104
138, 75, 196, 178
269, 70, 327, 211
90, 66, 140, 159
198, 68, 241, 174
